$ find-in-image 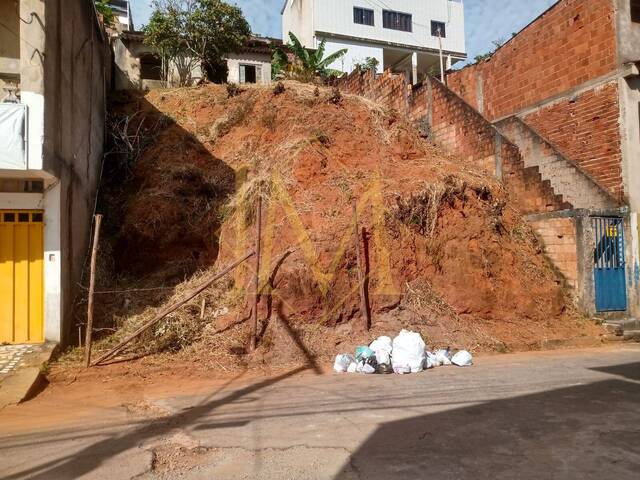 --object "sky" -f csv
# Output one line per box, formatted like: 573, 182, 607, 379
129, 0, 558, 67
